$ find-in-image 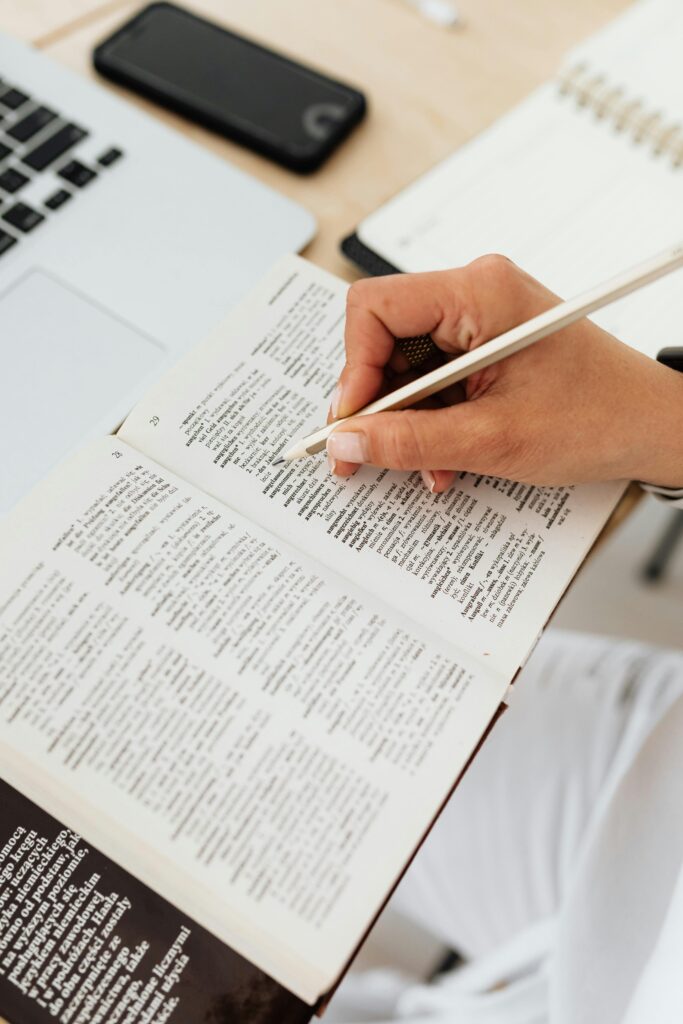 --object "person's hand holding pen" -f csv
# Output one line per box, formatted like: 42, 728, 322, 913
325, 254, 683, 493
